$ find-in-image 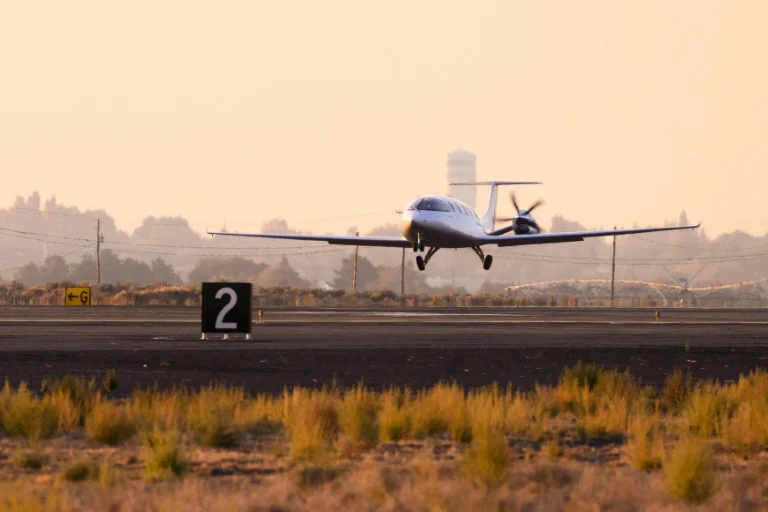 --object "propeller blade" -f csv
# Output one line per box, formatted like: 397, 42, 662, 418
510, 192, 520, 213
527, 199, 544, 213
496, 217, 516, 223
